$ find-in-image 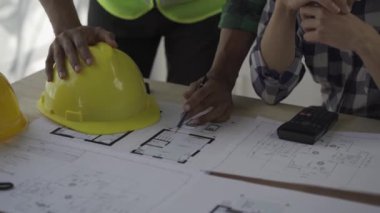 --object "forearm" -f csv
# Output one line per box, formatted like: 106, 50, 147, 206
261, 2, 297, 73
39, 0, 81, 35
355, 27, 380, 87
208, 28, 255, 89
